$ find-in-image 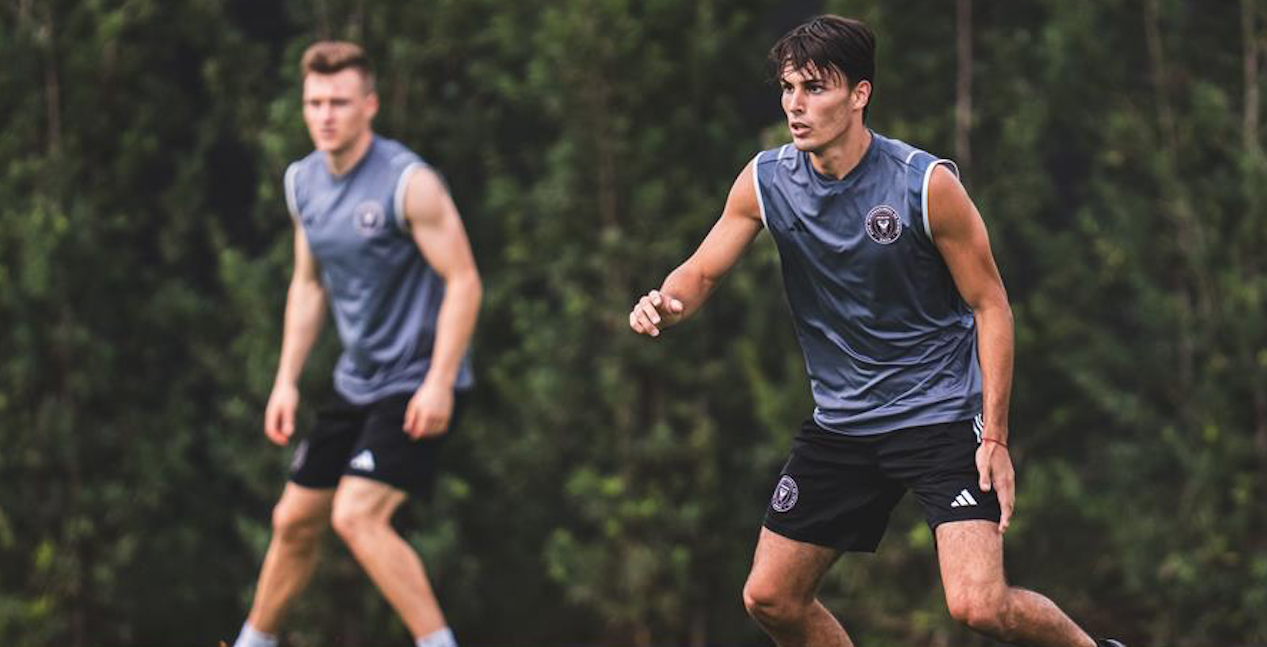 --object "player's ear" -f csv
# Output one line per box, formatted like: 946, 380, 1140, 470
851, 80, 872, 111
